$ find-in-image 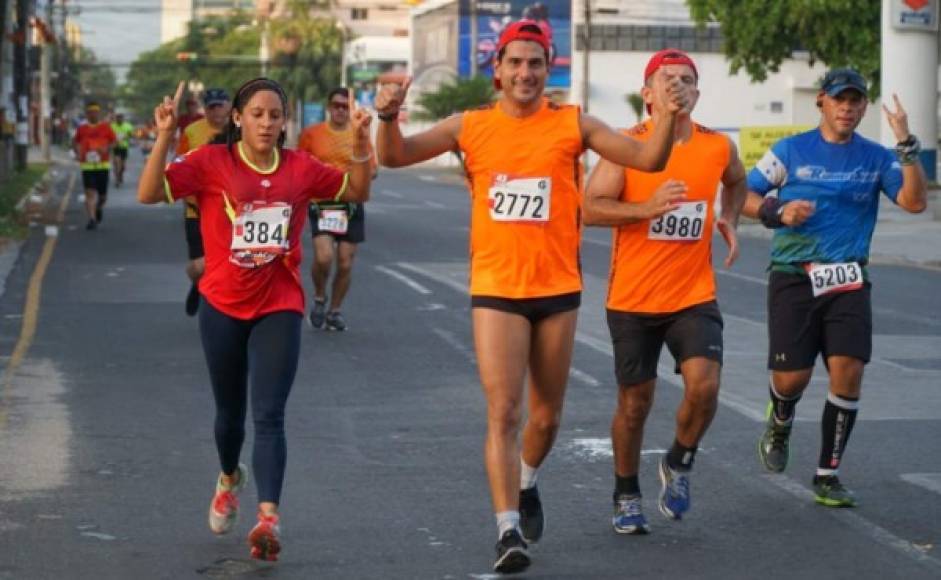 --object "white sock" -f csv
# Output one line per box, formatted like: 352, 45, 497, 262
520, 459, 538, 490
495, 510, 520, 538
